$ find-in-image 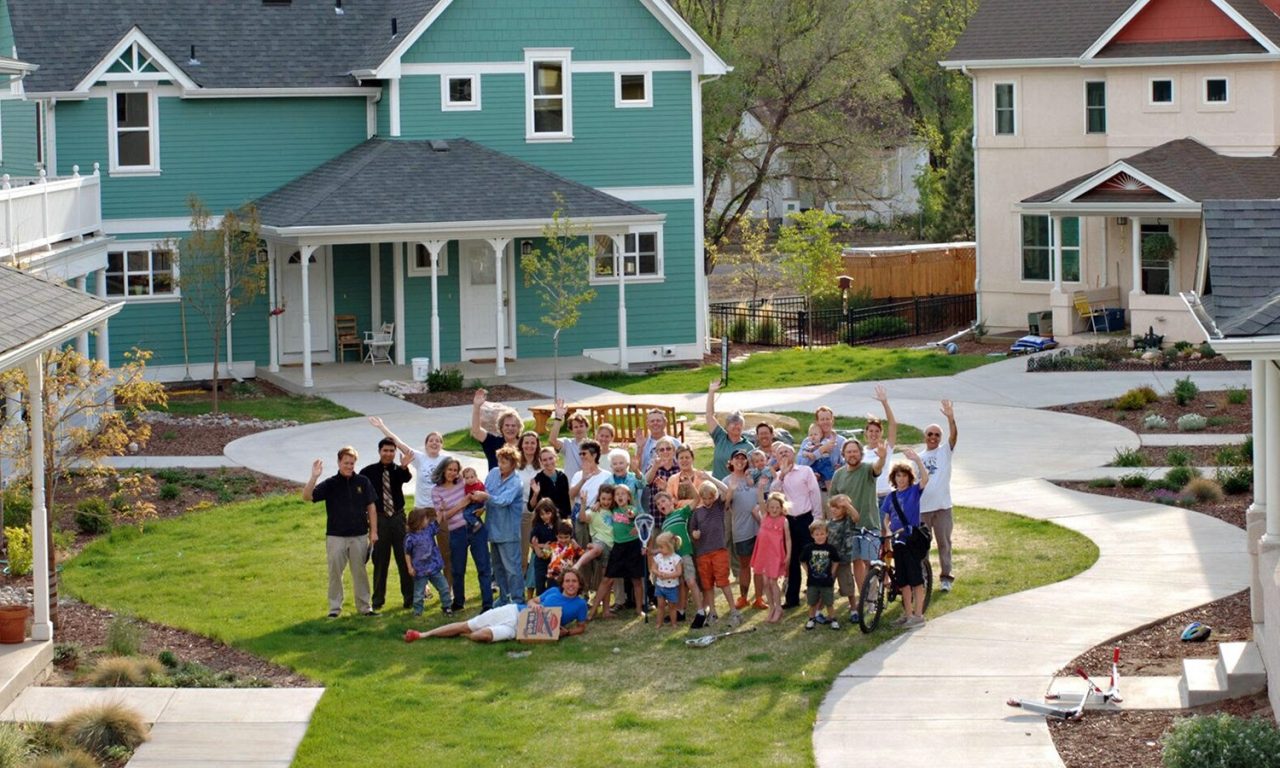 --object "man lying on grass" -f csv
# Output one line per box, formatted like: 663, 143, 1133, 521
407, 569, 589, 644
